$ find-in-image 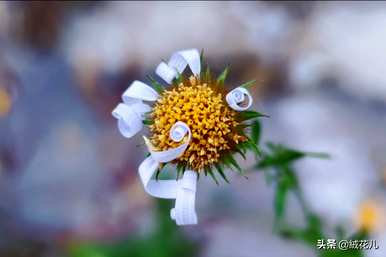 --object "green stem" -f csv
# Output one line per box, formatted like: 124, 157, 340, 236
293, 187, 311, 217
